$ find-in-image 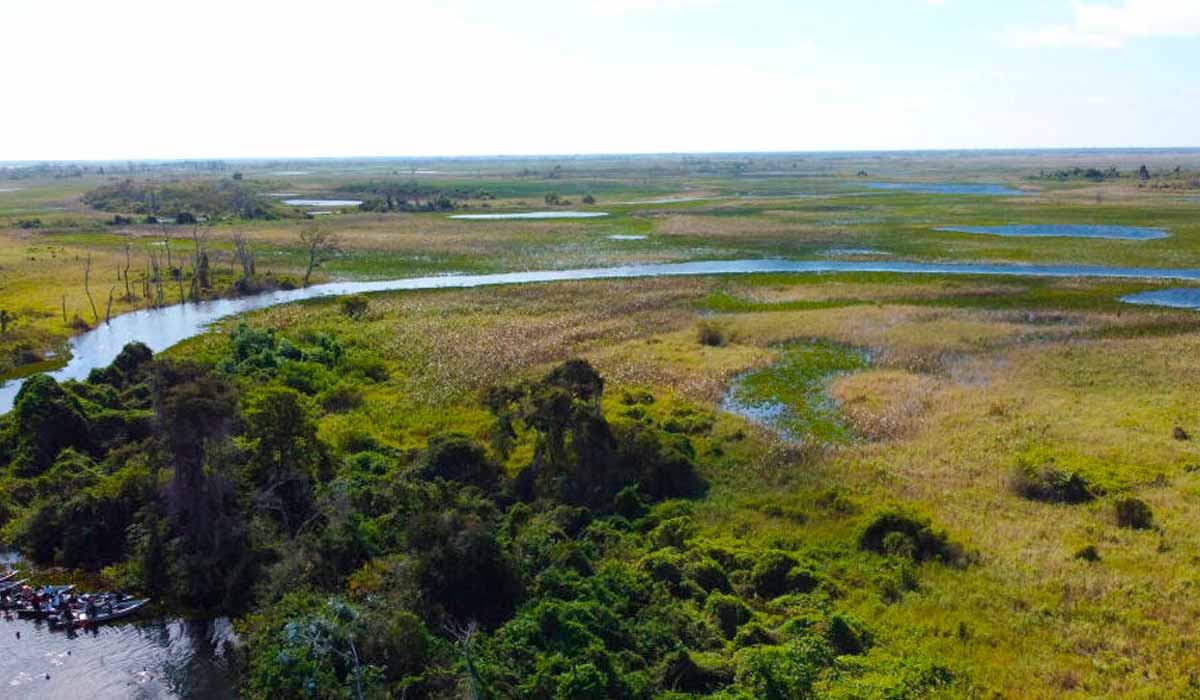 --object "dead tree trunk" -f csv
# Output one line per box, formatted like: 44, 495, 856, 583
83, 255, 99, 323
105, 286, 115, 324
